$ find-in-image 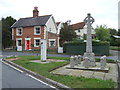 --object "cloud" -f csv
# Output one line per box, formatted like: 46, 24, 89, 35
0, 0, 118, 29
